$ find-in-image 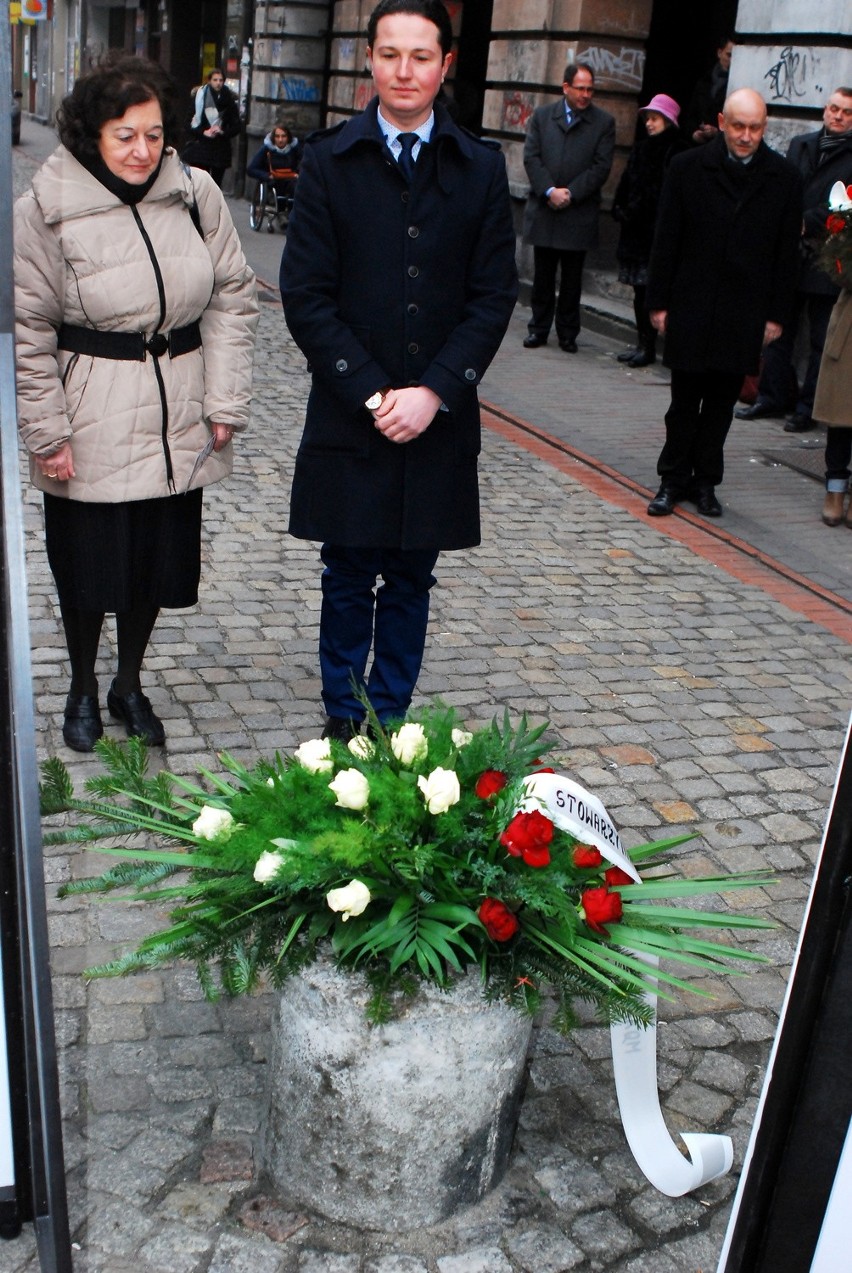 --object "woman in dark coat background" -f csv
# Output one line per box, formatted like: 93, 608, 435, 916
612, 93, 685, 367
184, 68, 240, 187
